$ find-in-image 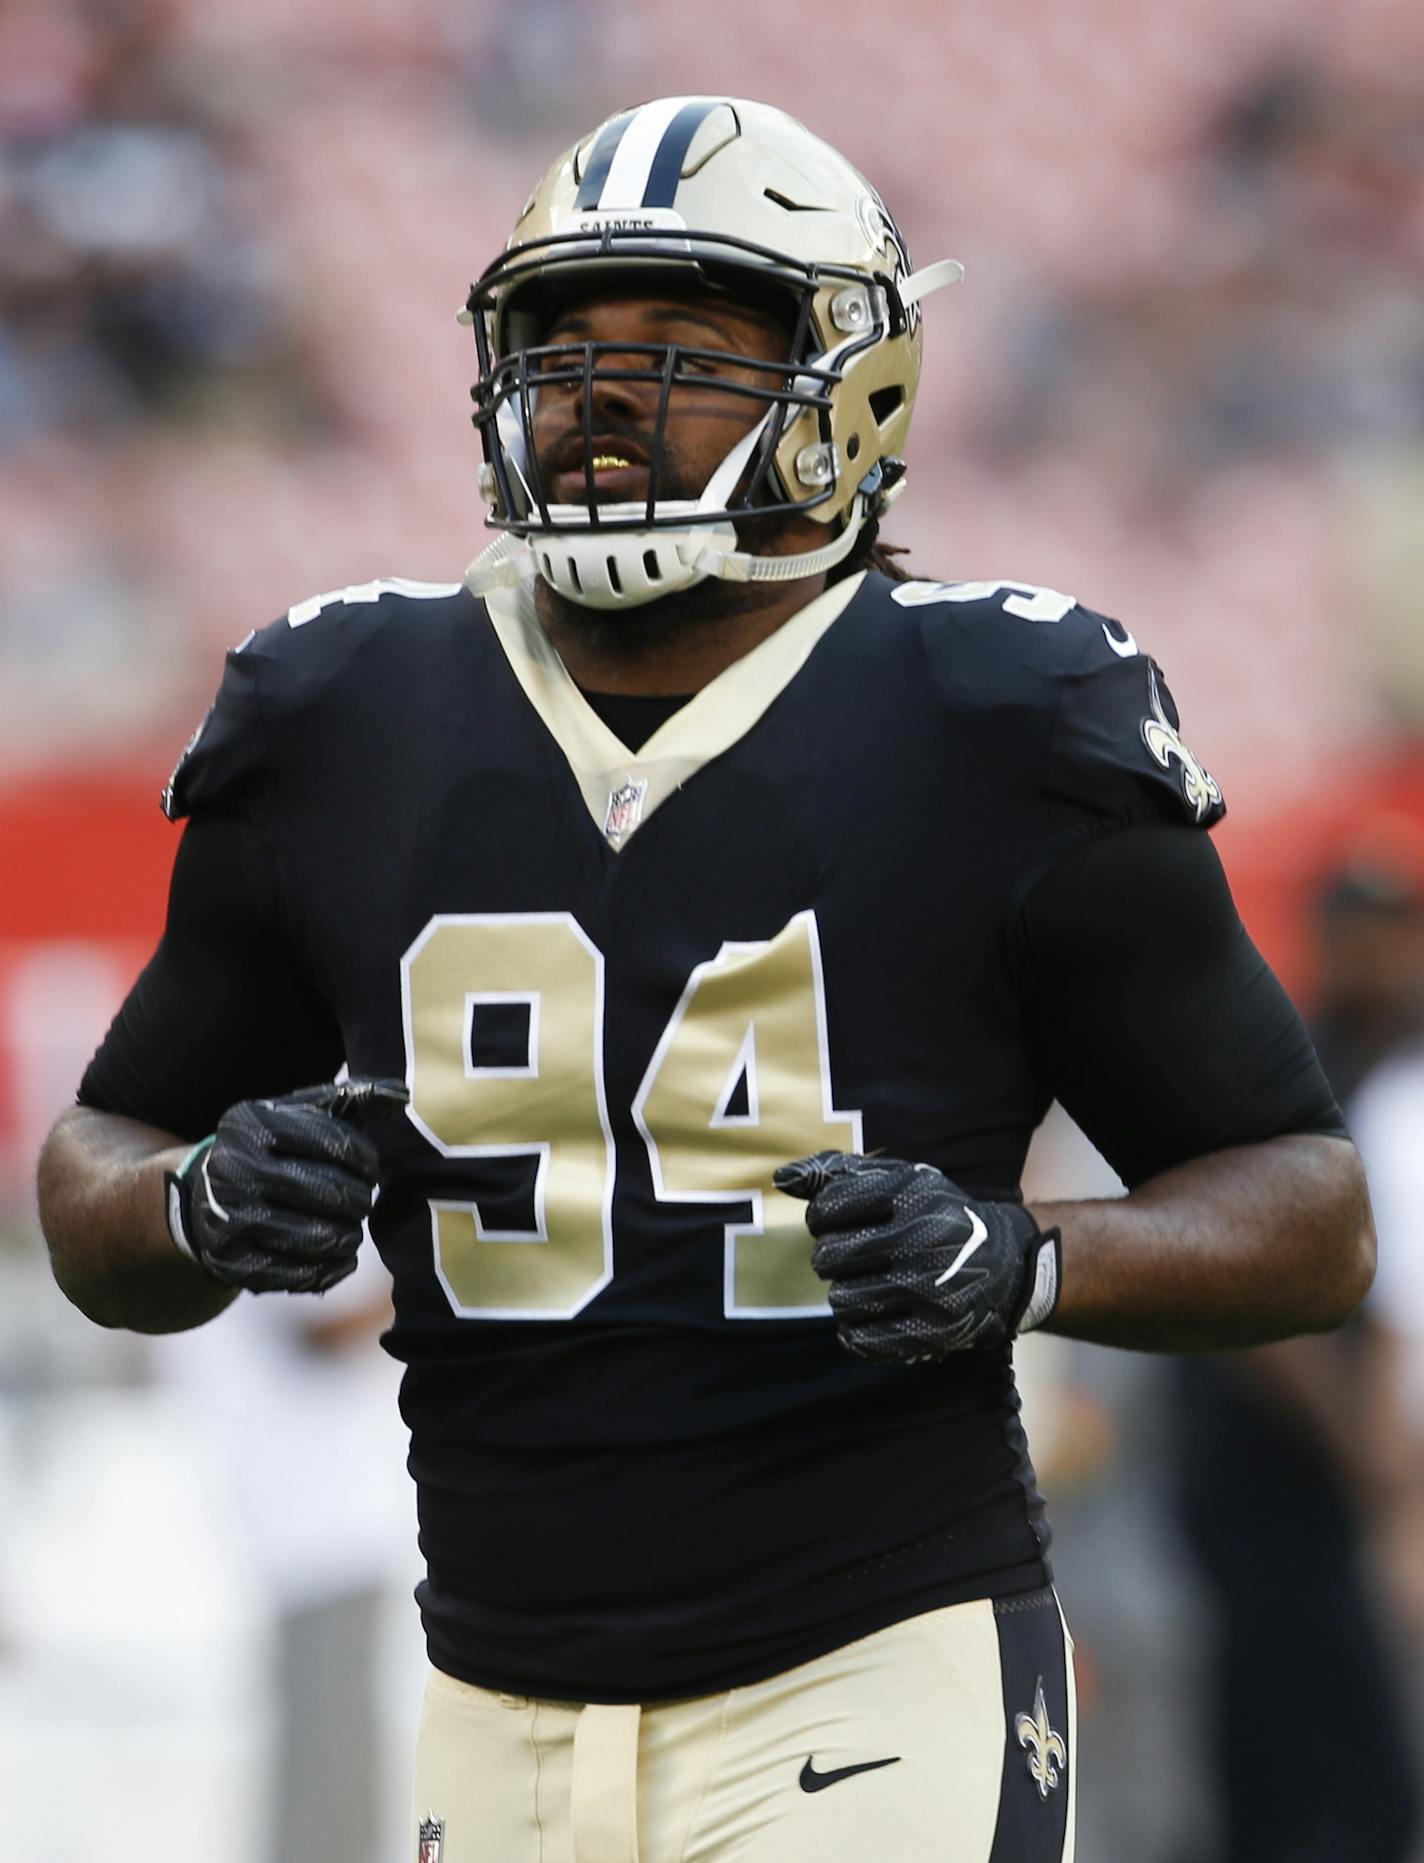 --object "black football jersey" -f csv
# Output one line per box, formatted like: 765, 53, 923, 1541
152, 567, 1225, 1701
